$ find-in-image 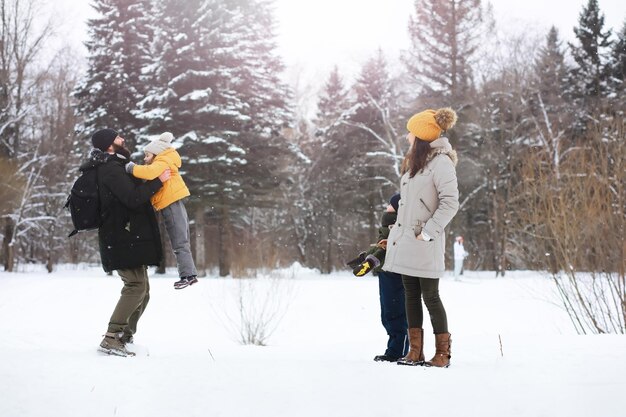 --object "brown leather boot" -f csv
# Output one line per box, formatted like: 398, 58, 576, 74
425, 332, 451, 368
397, 328, 425, 366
